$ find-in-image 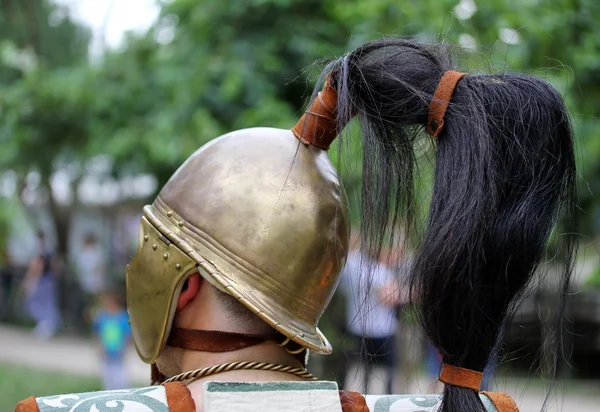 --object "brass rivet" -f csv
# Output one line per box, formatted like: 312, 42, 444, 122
167, 211, 173, 217
163, 253, 169, 260
152, 244, 158, 251
178, 221, 184, 227
143, 235, 149, 242
176, 263, 181, 270
299, 333, 305, 338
